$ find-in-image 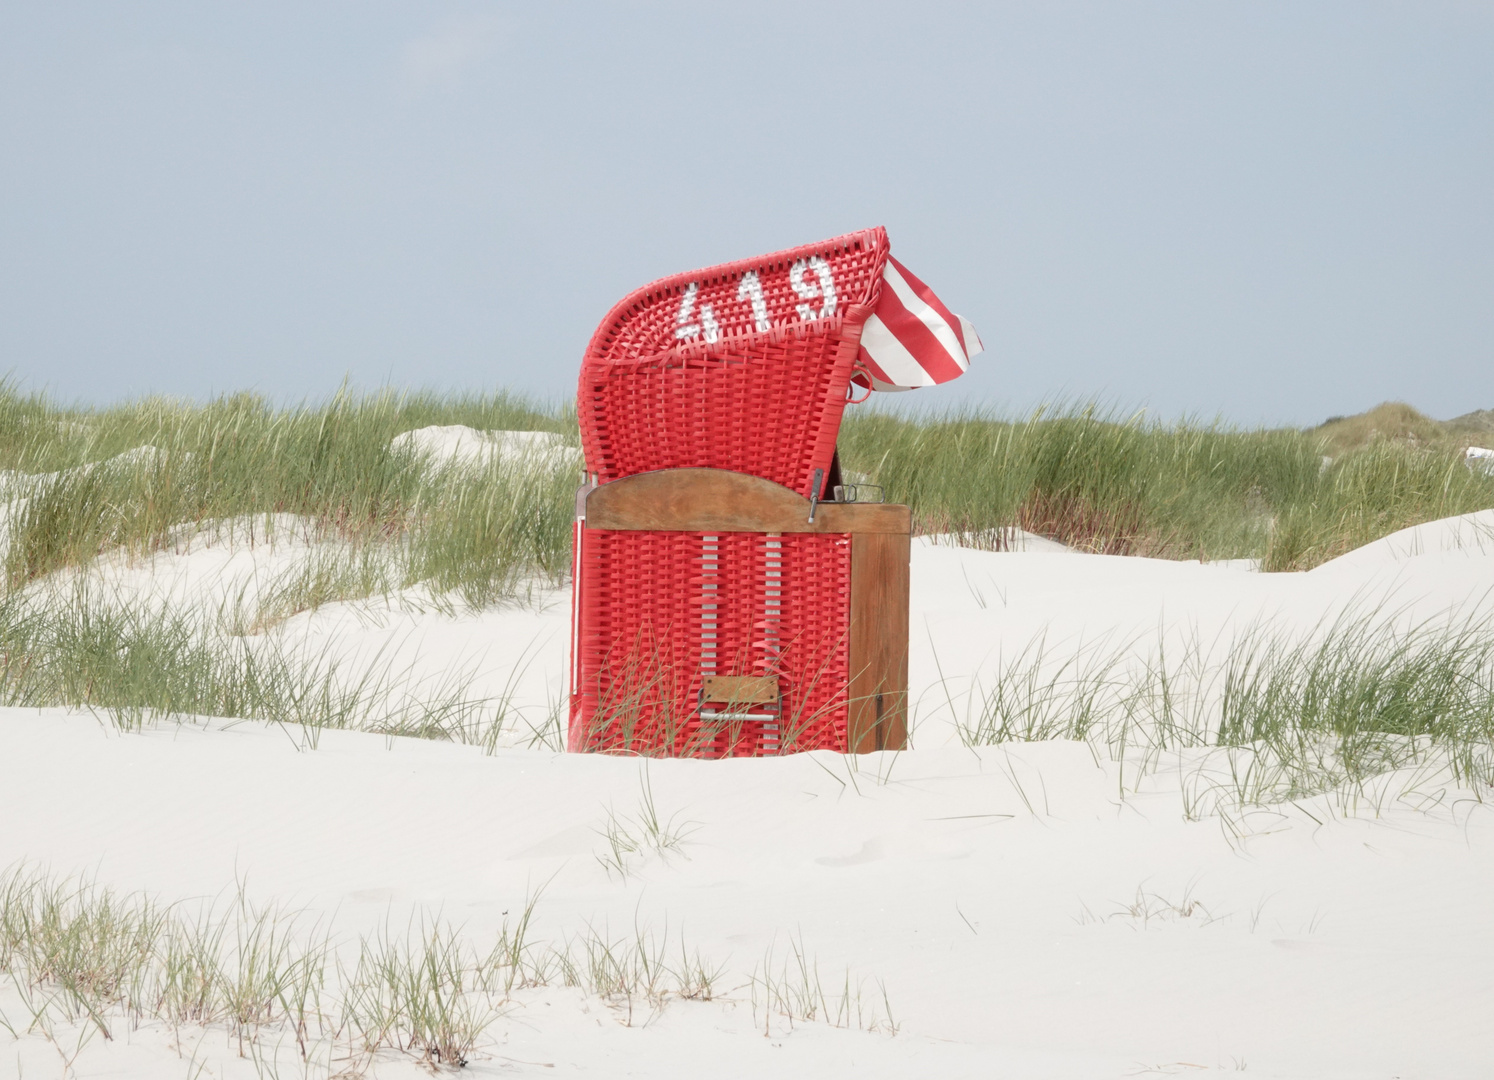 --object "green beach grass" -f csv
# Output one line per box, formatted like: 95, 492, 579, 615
838, 402, 1494, 570
0, 382, 1490, 794
949, 605, 1494, 812
0, 383, 577, 599
3, 384, 1490, 590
